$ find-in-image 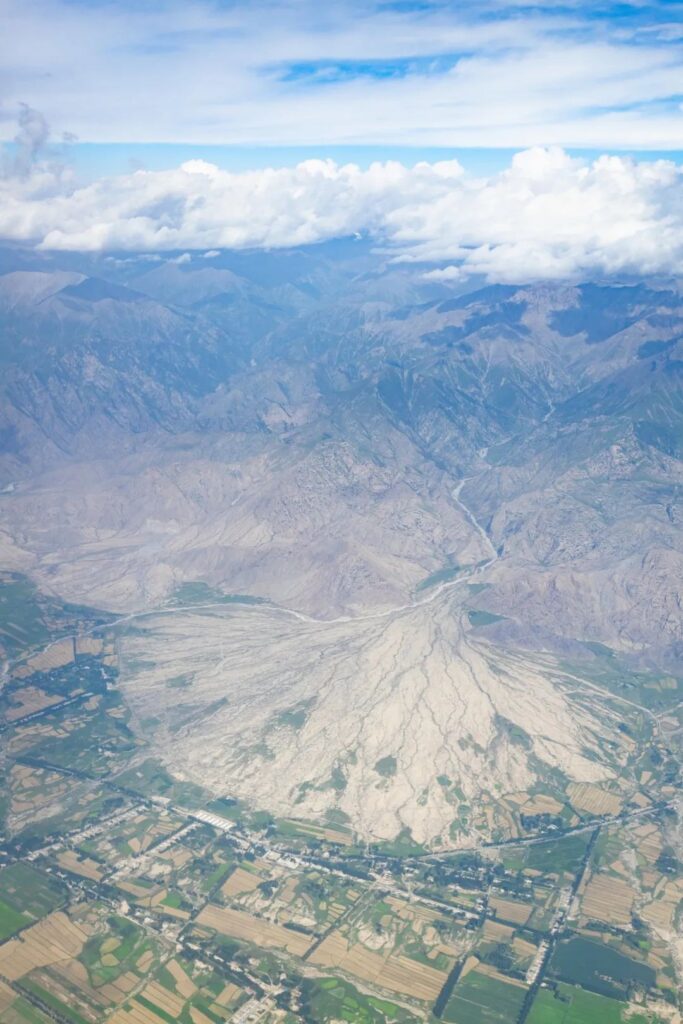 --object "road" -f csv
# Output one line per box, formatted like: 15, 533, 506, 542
516, 827, 600, 1024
